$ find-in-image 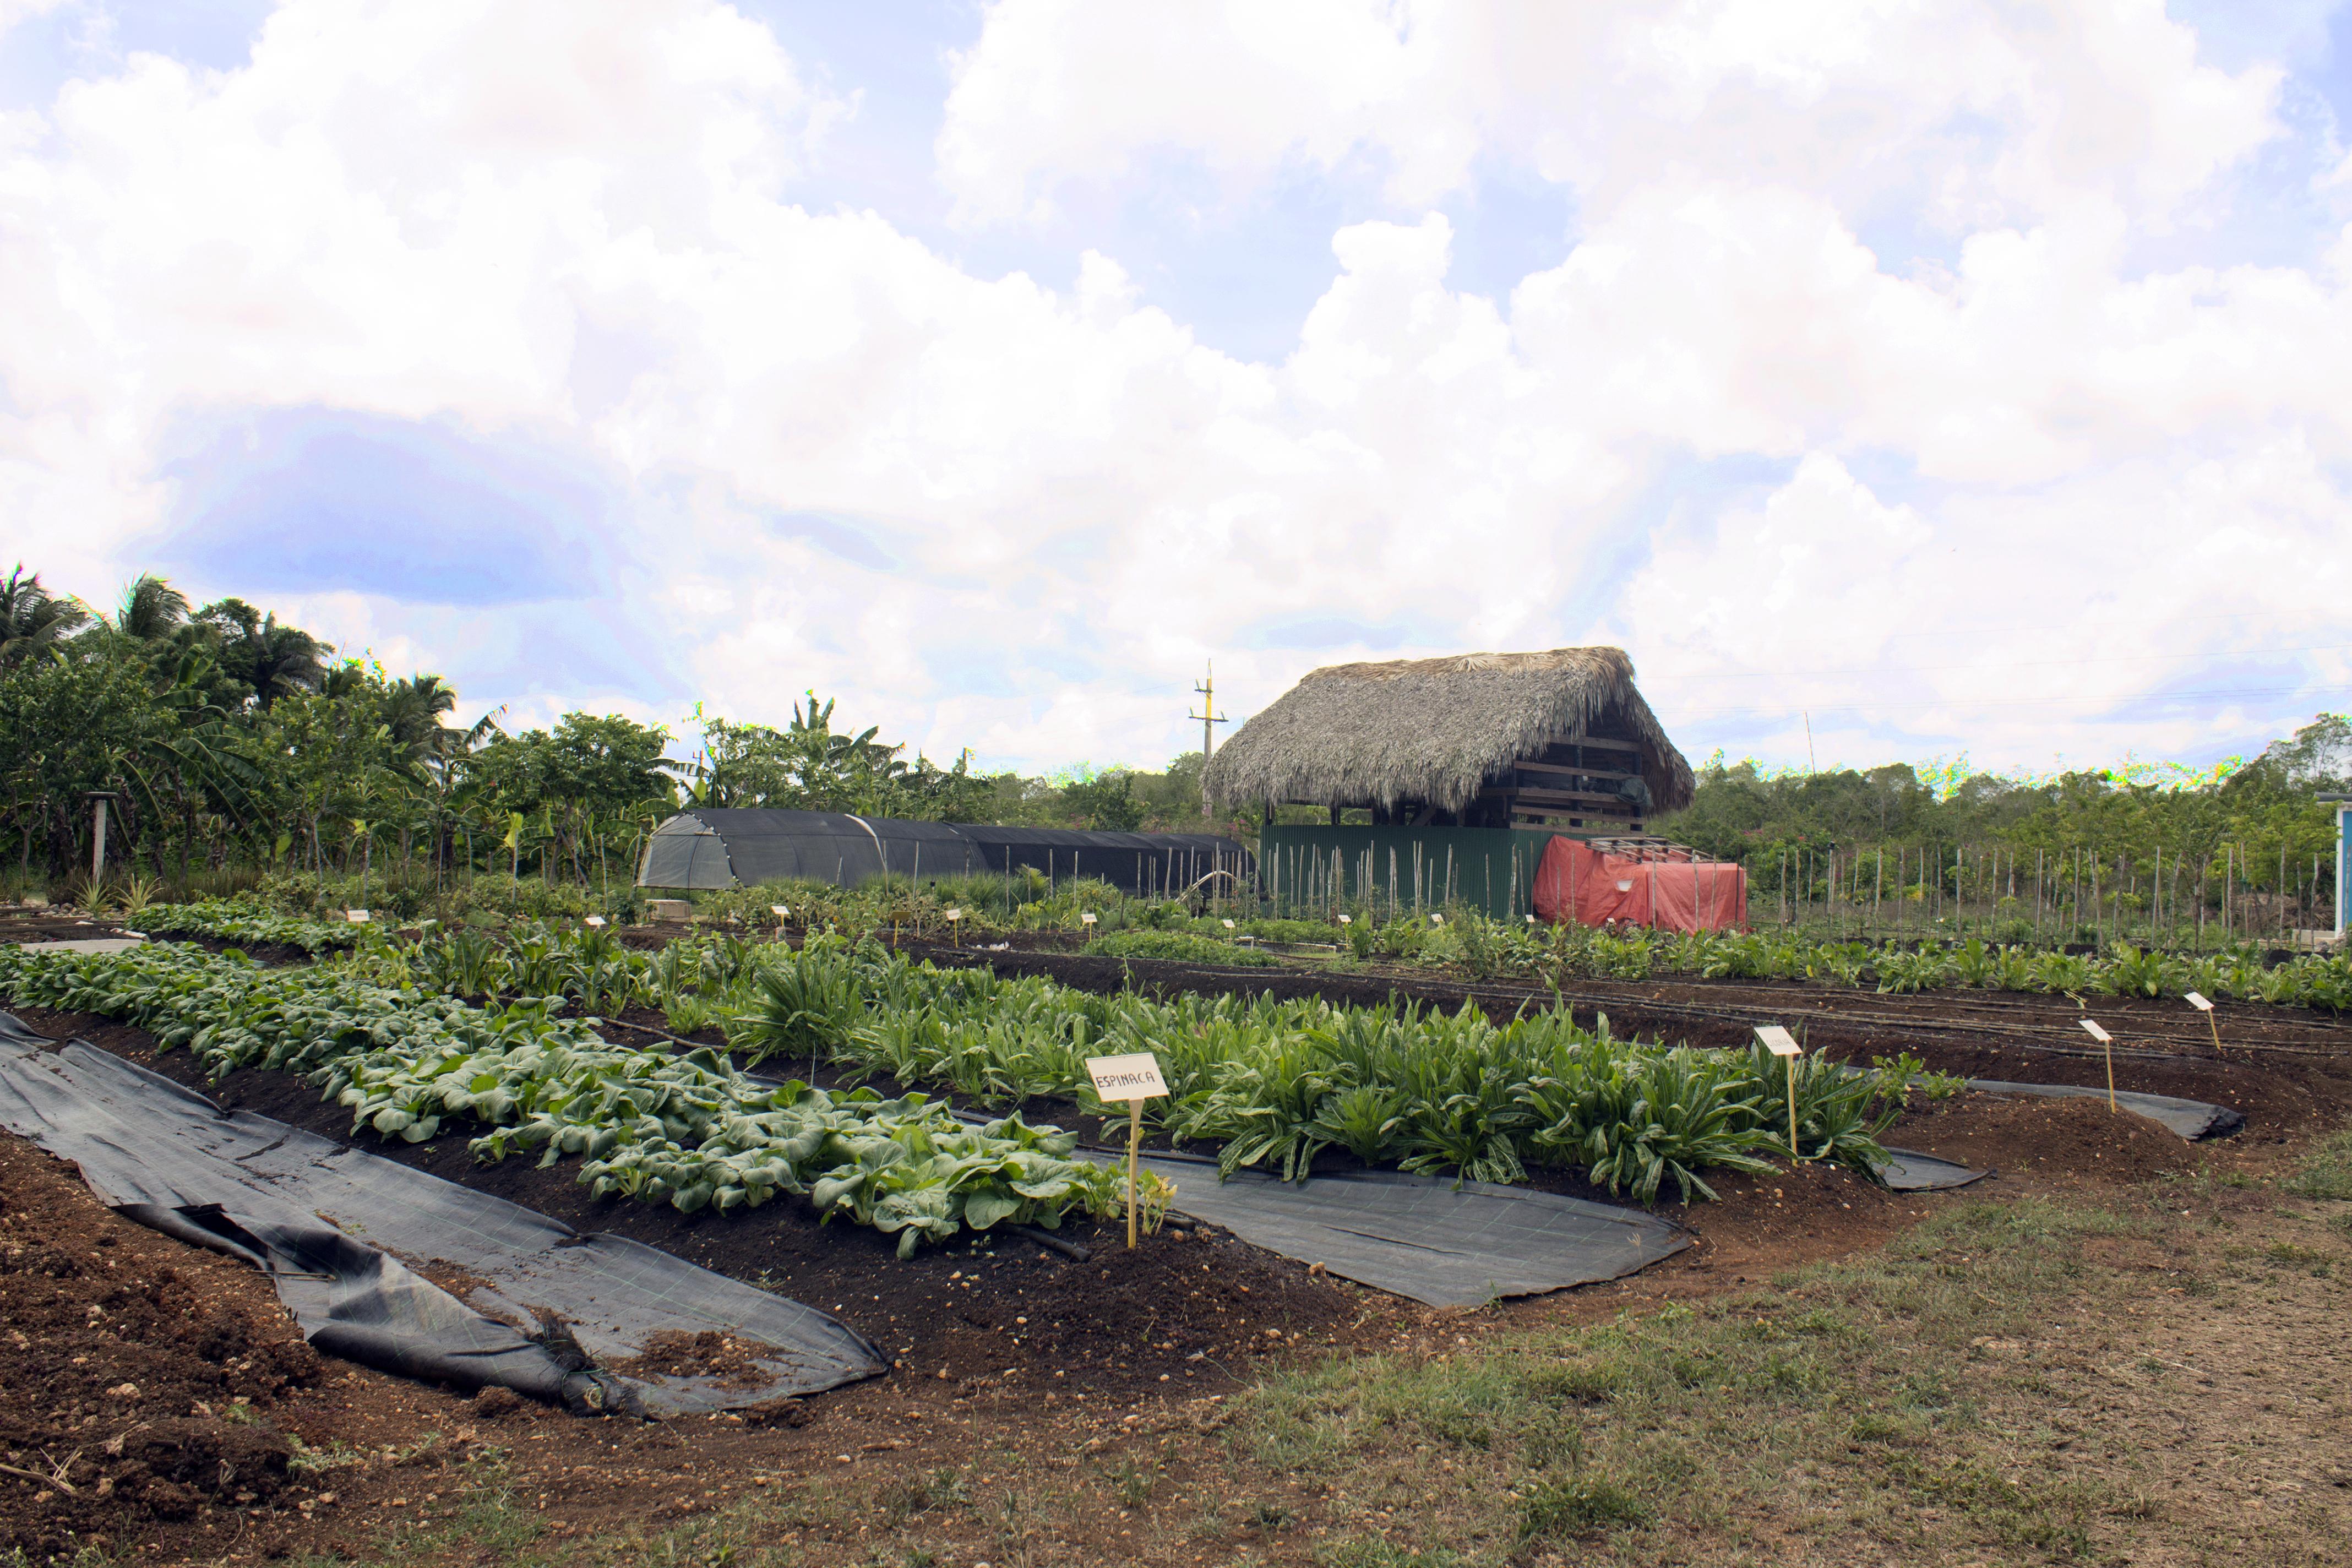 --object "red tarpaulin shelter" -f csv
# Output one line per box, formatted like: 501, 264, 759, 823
1531, 836, 1747, 933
